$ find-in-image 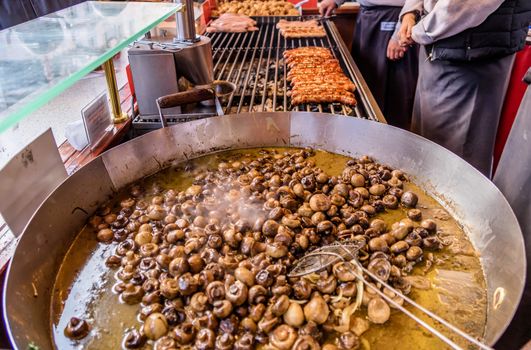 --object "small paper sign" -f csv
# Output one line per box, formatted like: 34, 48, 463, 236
81, 92, 113, 151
